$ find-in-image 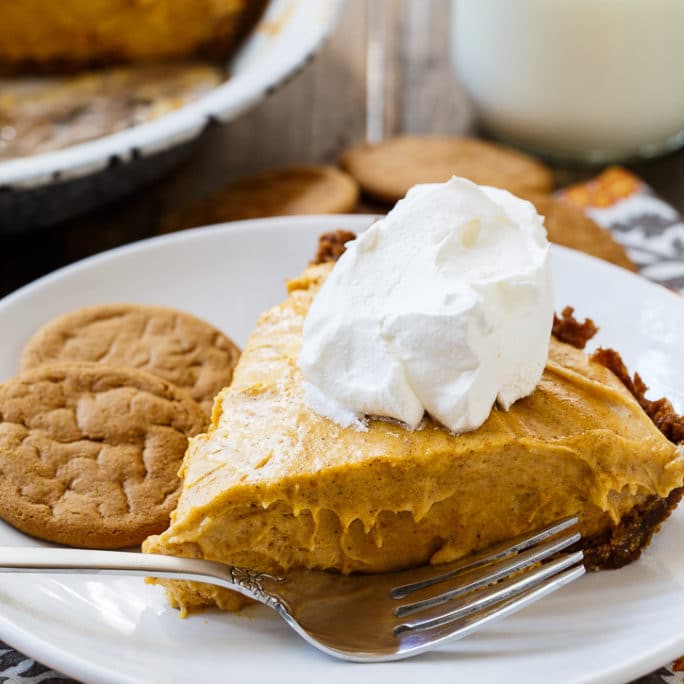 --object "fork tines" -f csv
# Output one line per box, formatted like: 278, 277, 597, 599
391, 516, 585, 639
